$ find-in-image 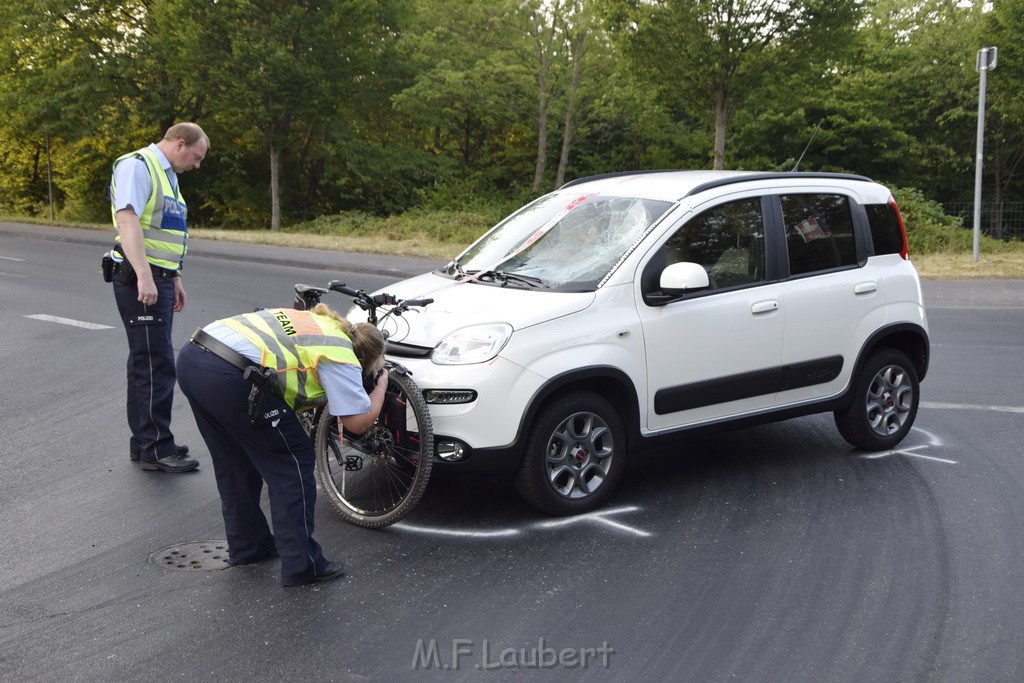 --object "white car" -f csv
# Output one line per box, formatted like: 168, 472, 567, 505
363, 171, 930, 515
